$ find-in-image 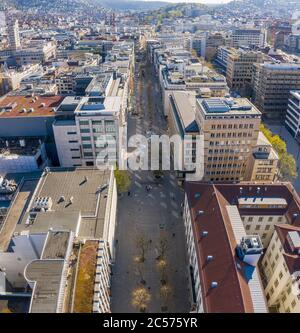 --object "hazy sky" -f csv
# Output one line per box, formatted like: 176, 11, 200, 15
143, 0, 232, 3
